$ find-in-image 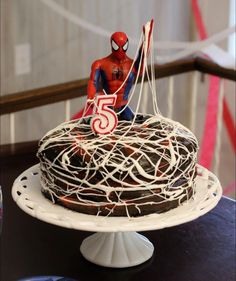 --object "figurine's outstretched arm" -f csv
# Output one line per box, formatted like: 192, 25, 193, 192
134, 19, 154, 74
87, 60, 101, 102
